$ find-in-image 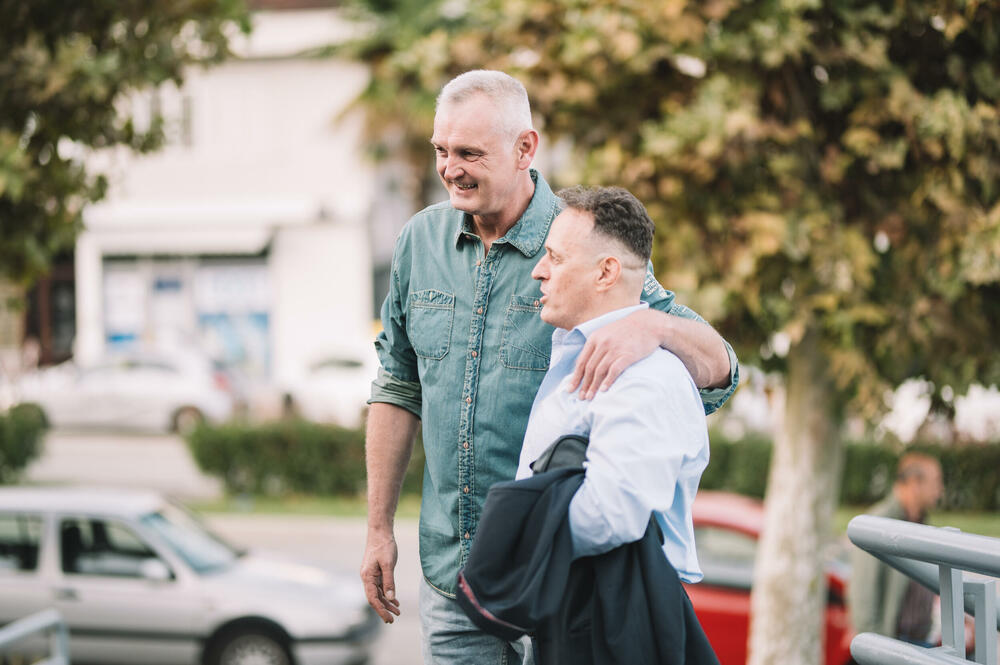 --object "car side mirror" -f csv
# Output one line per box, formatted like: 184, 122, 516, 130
140, 558, 172, 582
